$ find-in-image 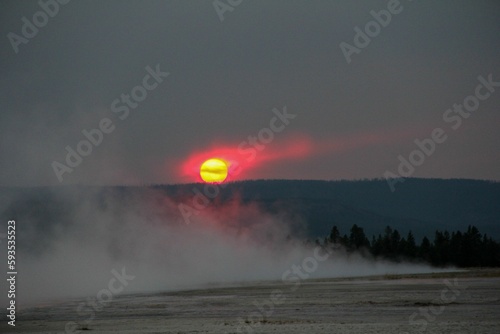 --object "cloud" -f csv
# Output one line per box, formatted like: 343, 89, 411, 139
171, 127, 424, 182
1, 186, 438, 309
